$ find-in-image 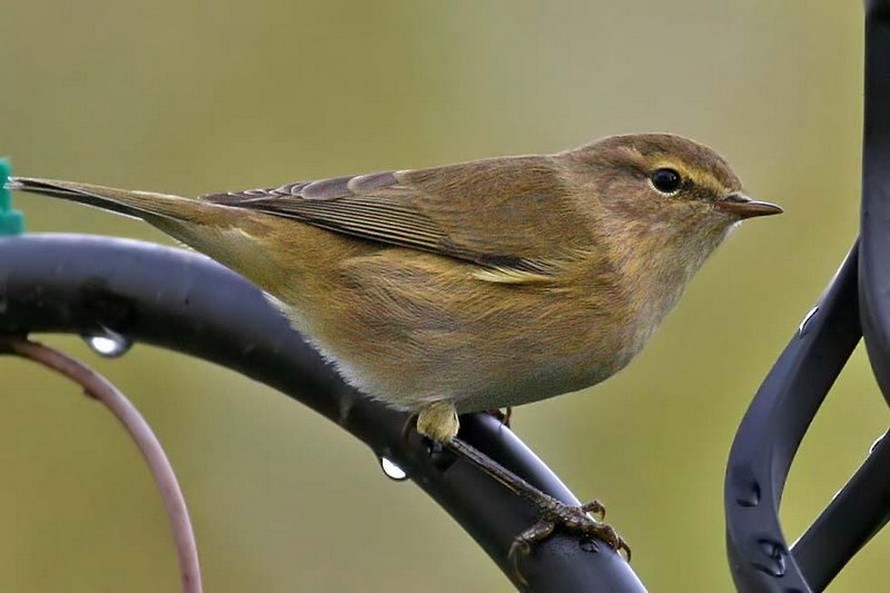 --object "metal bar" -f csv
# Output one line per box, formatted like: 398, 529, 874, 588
724, 244, 861, 593
860, 0, 890, 408
791, 429, 890, 590
779, 2, 890, 588
0, 233, 646, 593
